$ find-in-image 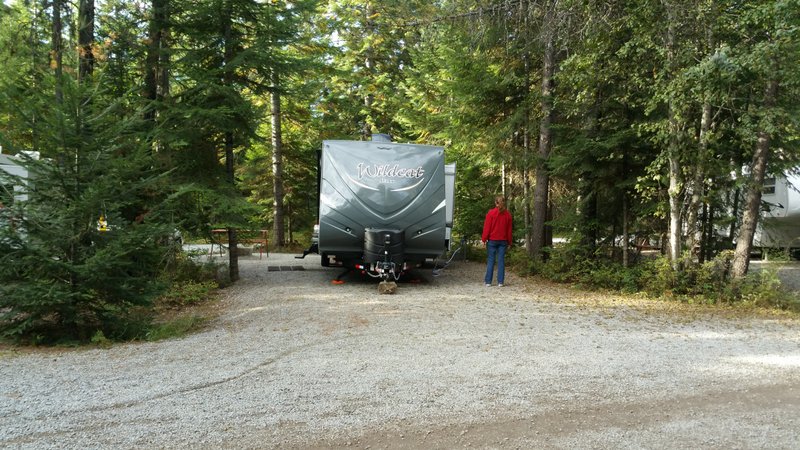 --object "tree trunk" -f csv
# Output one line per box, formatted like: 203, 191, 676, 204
686, 24, 716, 257
523, 122, 533, 256
158, 2, 170, 101
144, 0, 170, 160
728, 187, 740, 248
52, 0, 63, 103
51, 0, 65, 155
664, 0, 682, 268
530, 28, 555, 263
222, 3, 239, 282
622, 191, 630, 267
362, 1, 375, 139
699, 202, 709, 263
579, 183, 597, 251
518, 8, 533, 257
144, 0, 168, 124
501, 162, 506, 197
225, 130, 239, 282
271, 70, 285, 248
28, 1, 41, 153
78, 0, 94, 82
667, 139, 682, 267
732, 76, 779, 278
579, 90, 601, 255
686, 98, 712, 255
622, 150, 630, 267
